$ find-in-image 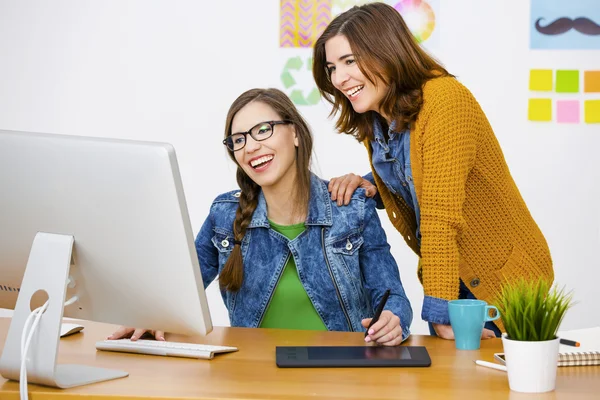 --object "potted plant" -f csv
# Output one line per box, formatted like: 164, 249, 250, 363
496, 277, 574, 393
